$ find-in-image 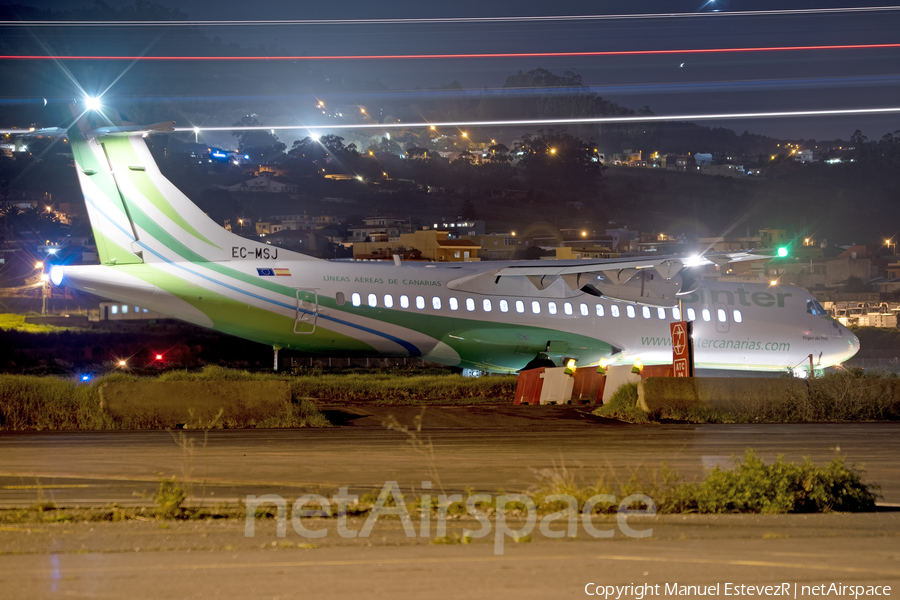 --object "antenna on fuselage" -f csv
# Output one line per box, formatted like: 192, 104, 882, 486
393, 255, 402, 266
